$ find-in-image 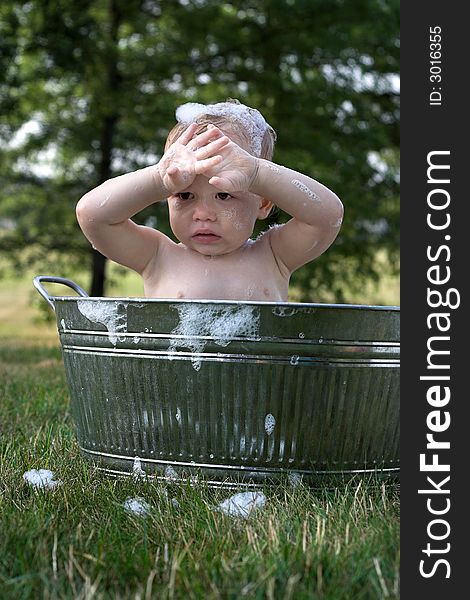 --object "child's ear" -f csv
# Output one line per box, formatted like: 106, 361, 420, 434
257, 197, 274, 220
